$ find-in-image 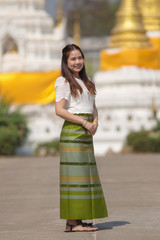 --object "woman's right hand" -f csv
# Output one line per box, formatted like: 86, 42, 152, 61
83, 122, 95, 135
